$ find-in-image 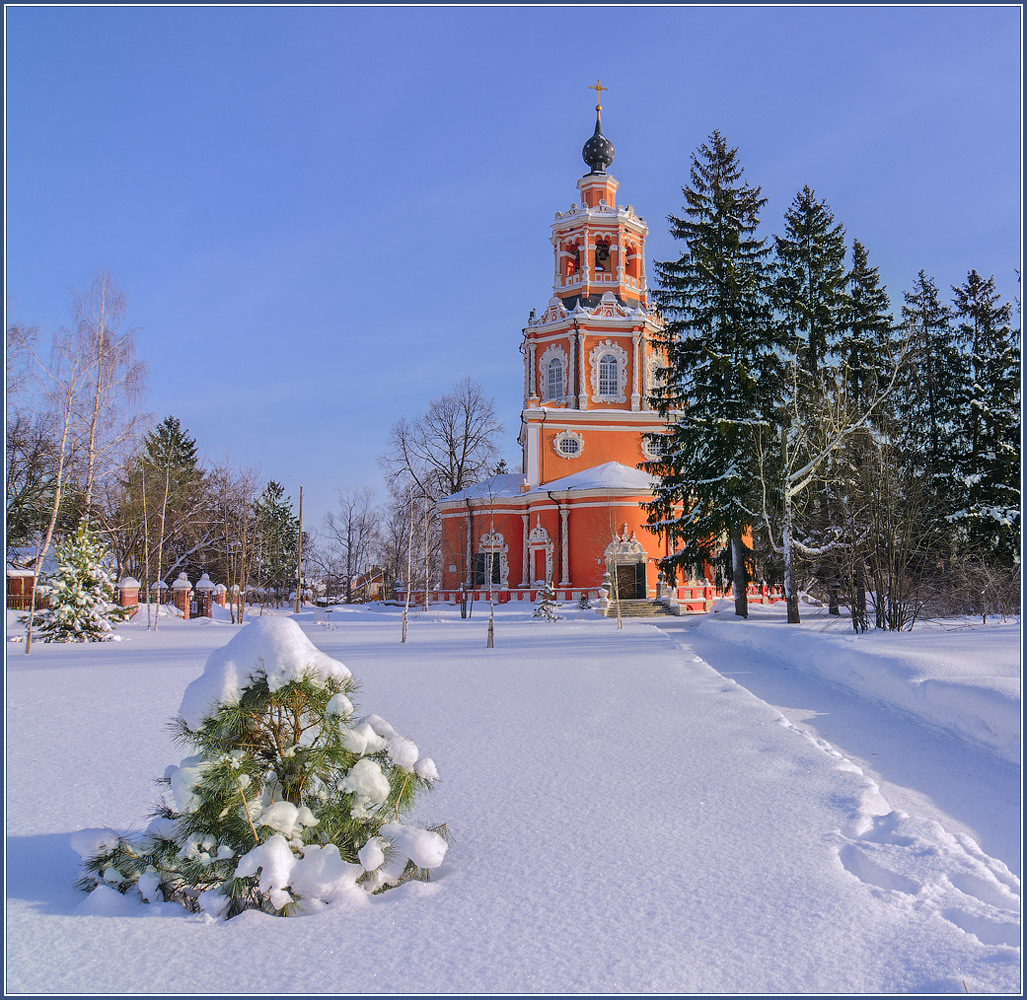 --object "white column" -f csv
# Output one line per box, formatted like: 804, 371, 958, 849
631, 334, 641, 411
528, 343, 537, 398
521, 514, 530, 586
560, 506, 570, 585
567, 334, 575, 405
641, 336, 650, 410
577, 333, 588, 409
523, 335, 530, 403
